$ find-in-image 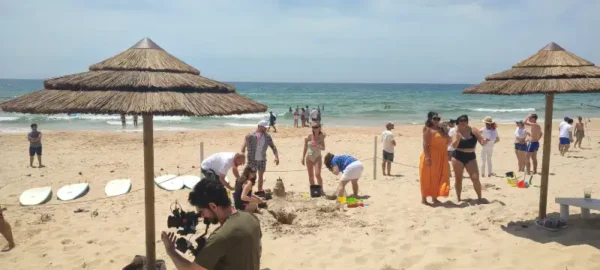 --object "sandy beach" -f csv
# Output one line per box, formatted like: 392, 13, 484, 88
0, 121, 599, 270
